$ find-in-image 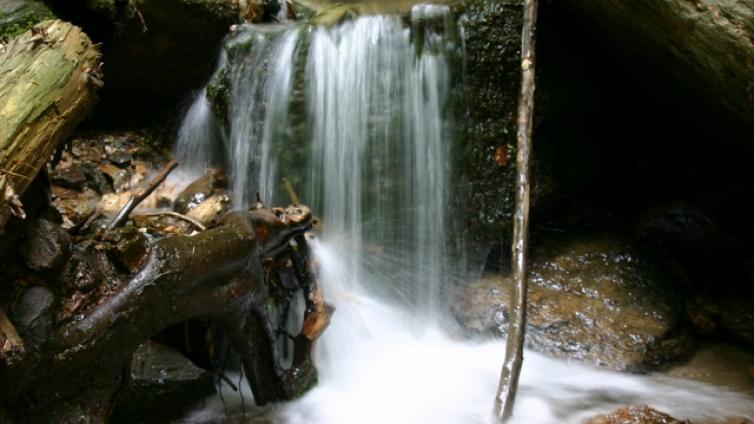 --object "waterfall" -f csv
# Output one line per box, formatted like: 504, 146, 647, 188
175, 5, 754, 424
176, 5, 460, 313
